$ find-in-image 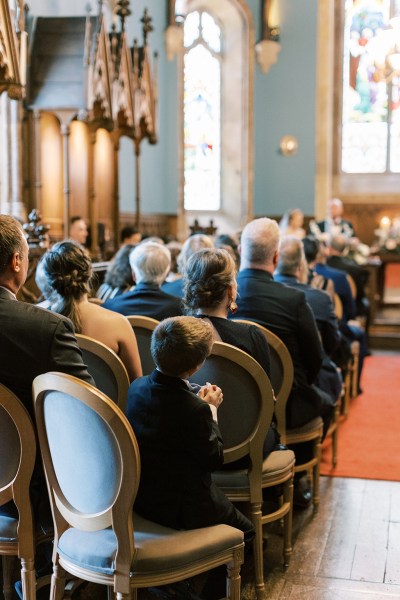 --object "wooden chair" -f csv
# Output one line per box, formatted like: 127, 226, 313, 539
191, 342, 295, 599
0, 384, 36, 600
126, 316, 159, 375
76, 334, 130, 412
32, 372, 245, 600
233, 320, 324, 508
